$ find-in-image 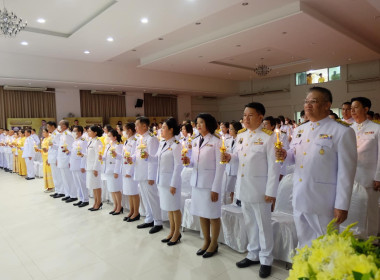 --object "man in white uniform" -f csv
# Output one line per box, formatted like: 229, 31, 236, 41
22, 129, 36, 180
224, 103, 280, 279
5, 130, 15, 173
134, 117, 163, 234
0, 128, 5, 169
277, 86, 357, 248
351, 97, 380, 237
341, 102, 354, 124
57, 120, 77, 203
